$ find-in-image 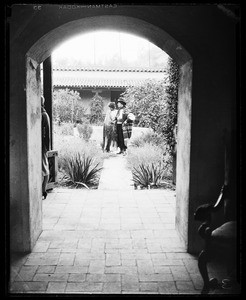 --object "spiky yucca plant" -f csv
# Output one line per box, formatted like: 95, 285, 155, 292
132, 162, 164, 188
62, 152, 102, 188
